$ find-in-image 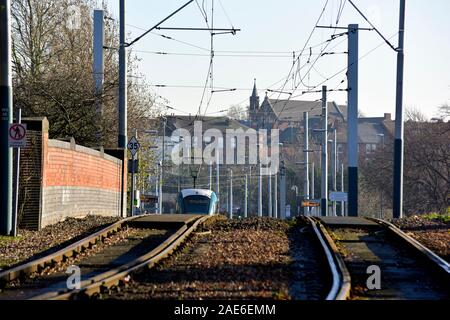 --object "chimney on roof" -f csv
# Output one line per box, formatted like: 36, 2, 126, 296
384, 113, 392, 121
